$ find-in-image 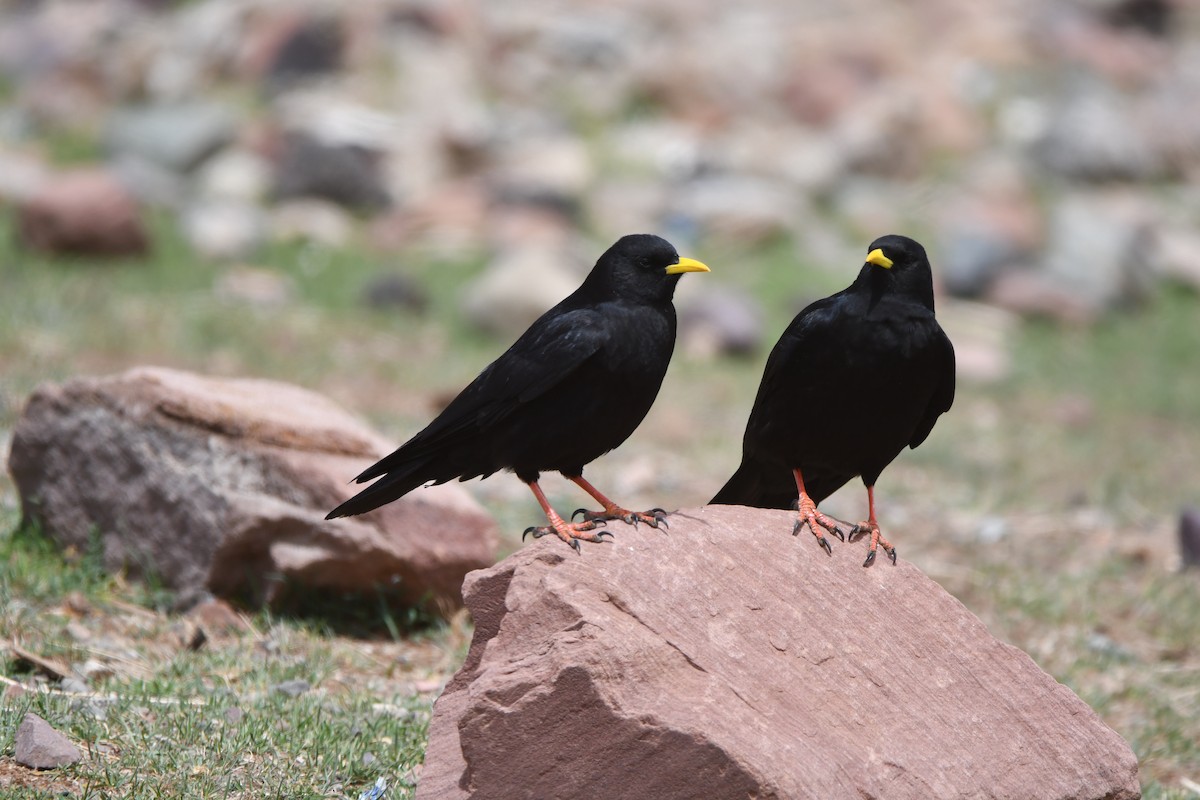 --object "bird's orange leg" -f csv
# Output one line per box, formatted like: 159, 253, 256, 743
567, 475, 669, 529
522, 480, 613, 552
792, 469, 846, 556
851, 485, 897, 567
